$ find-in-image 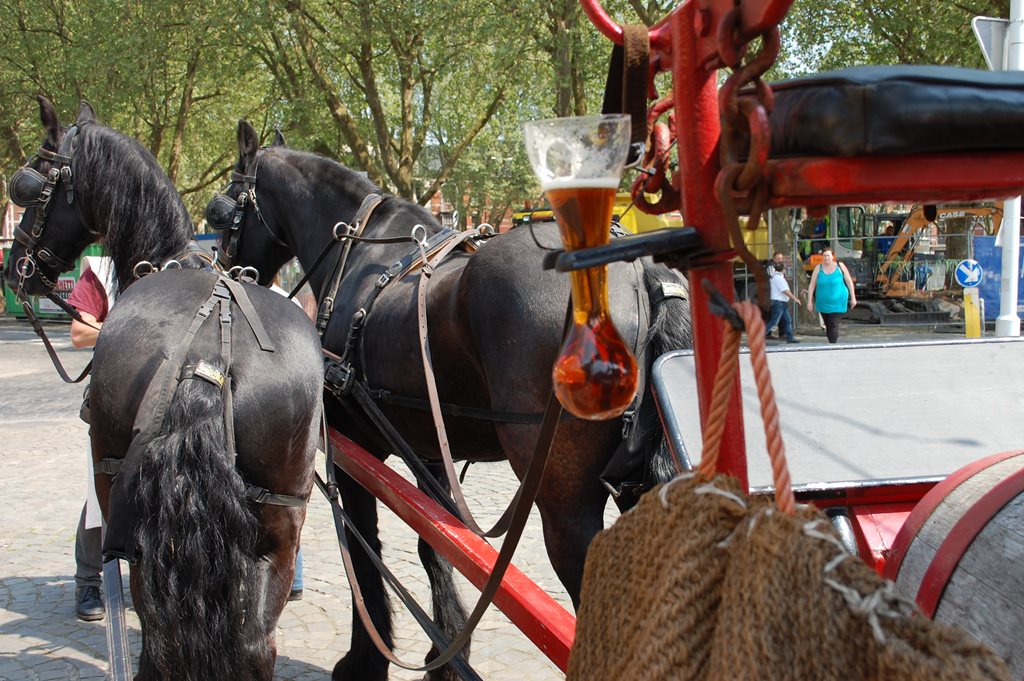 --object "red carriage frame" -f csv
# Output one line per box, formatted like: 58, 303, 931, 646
327, 0, 1024, 673
581, 0, 1024, 489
